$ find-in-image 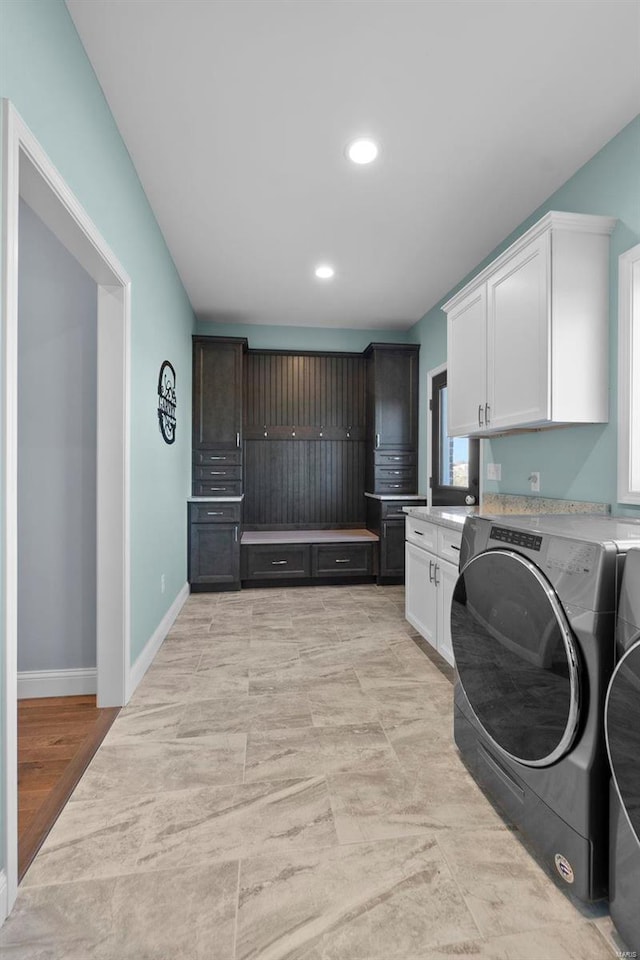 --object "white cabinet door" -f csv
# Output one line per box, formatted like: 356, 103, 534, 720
405, 542, 438, 649
436, 558, 459, 667
447, 285, 487, 436
487, 233, 550, 431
